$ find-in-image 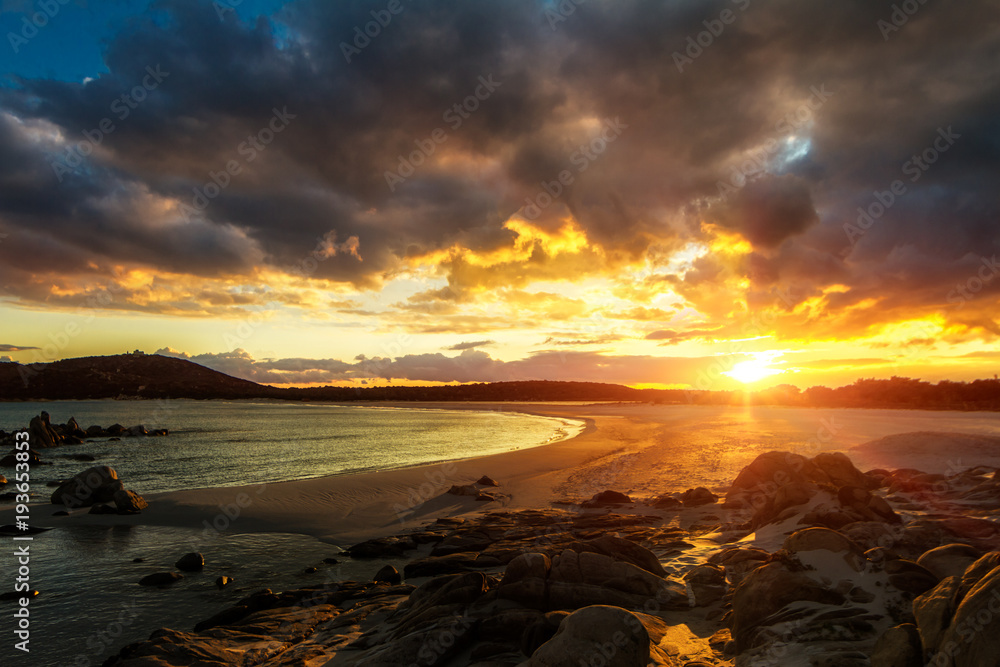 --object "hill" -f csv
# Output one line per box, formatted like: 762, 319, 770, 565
0, 353, 276, 400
